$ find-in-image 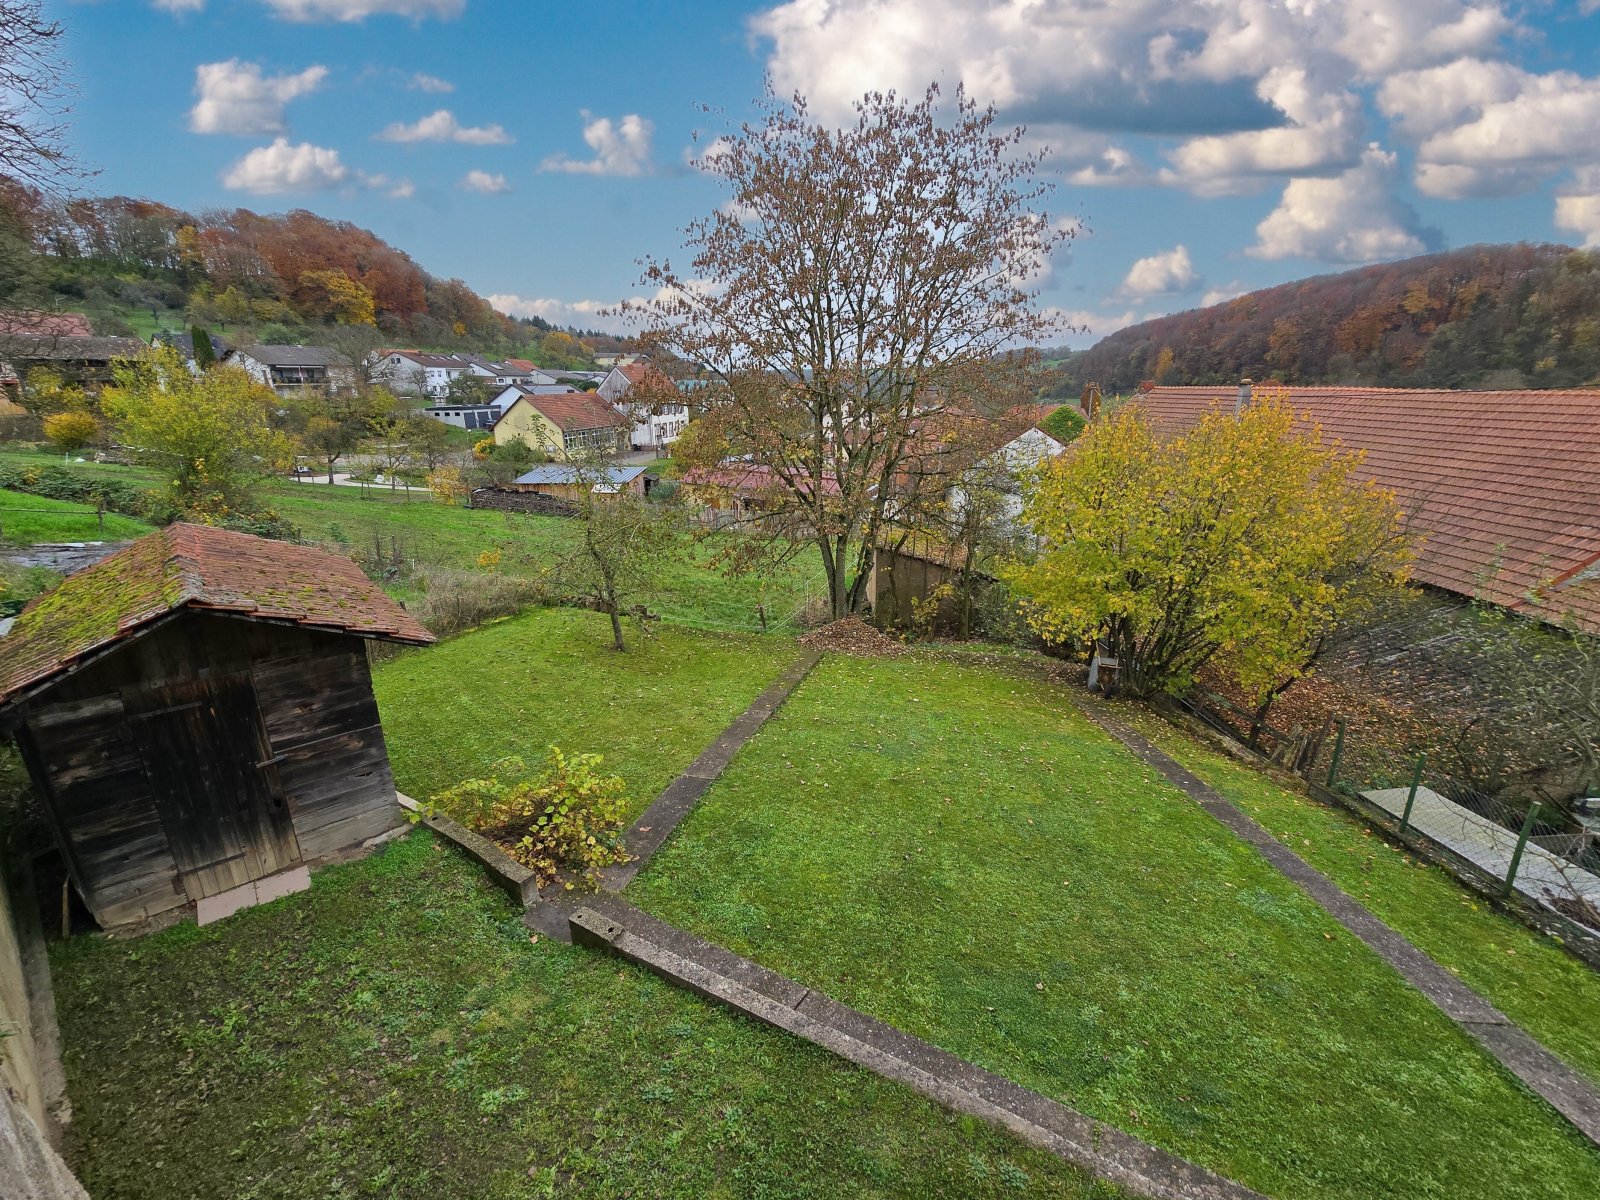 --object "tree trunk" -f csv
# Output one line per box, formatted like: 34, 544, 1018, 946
608, 603, 625, 652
